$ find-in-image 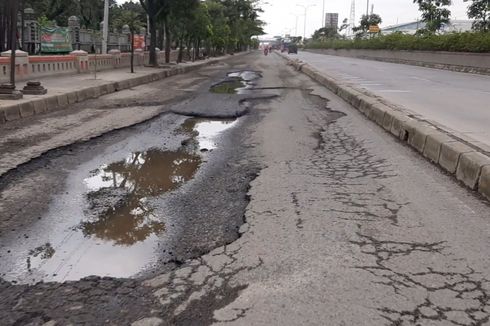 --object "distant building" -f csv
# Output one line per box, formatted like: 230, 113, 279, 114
325, 13, 339, 30
382, 20, 473, 35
